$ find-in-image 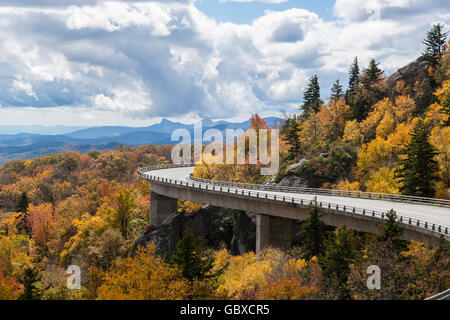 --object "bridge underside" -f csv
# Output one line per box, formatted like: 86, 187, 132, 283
149, 182, 446, 250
